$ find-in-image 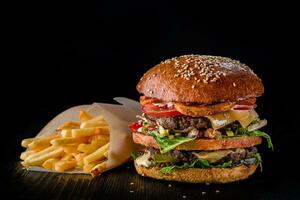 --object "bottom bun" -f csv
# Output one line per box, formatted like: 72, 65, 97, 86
134, 162, 258, 183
